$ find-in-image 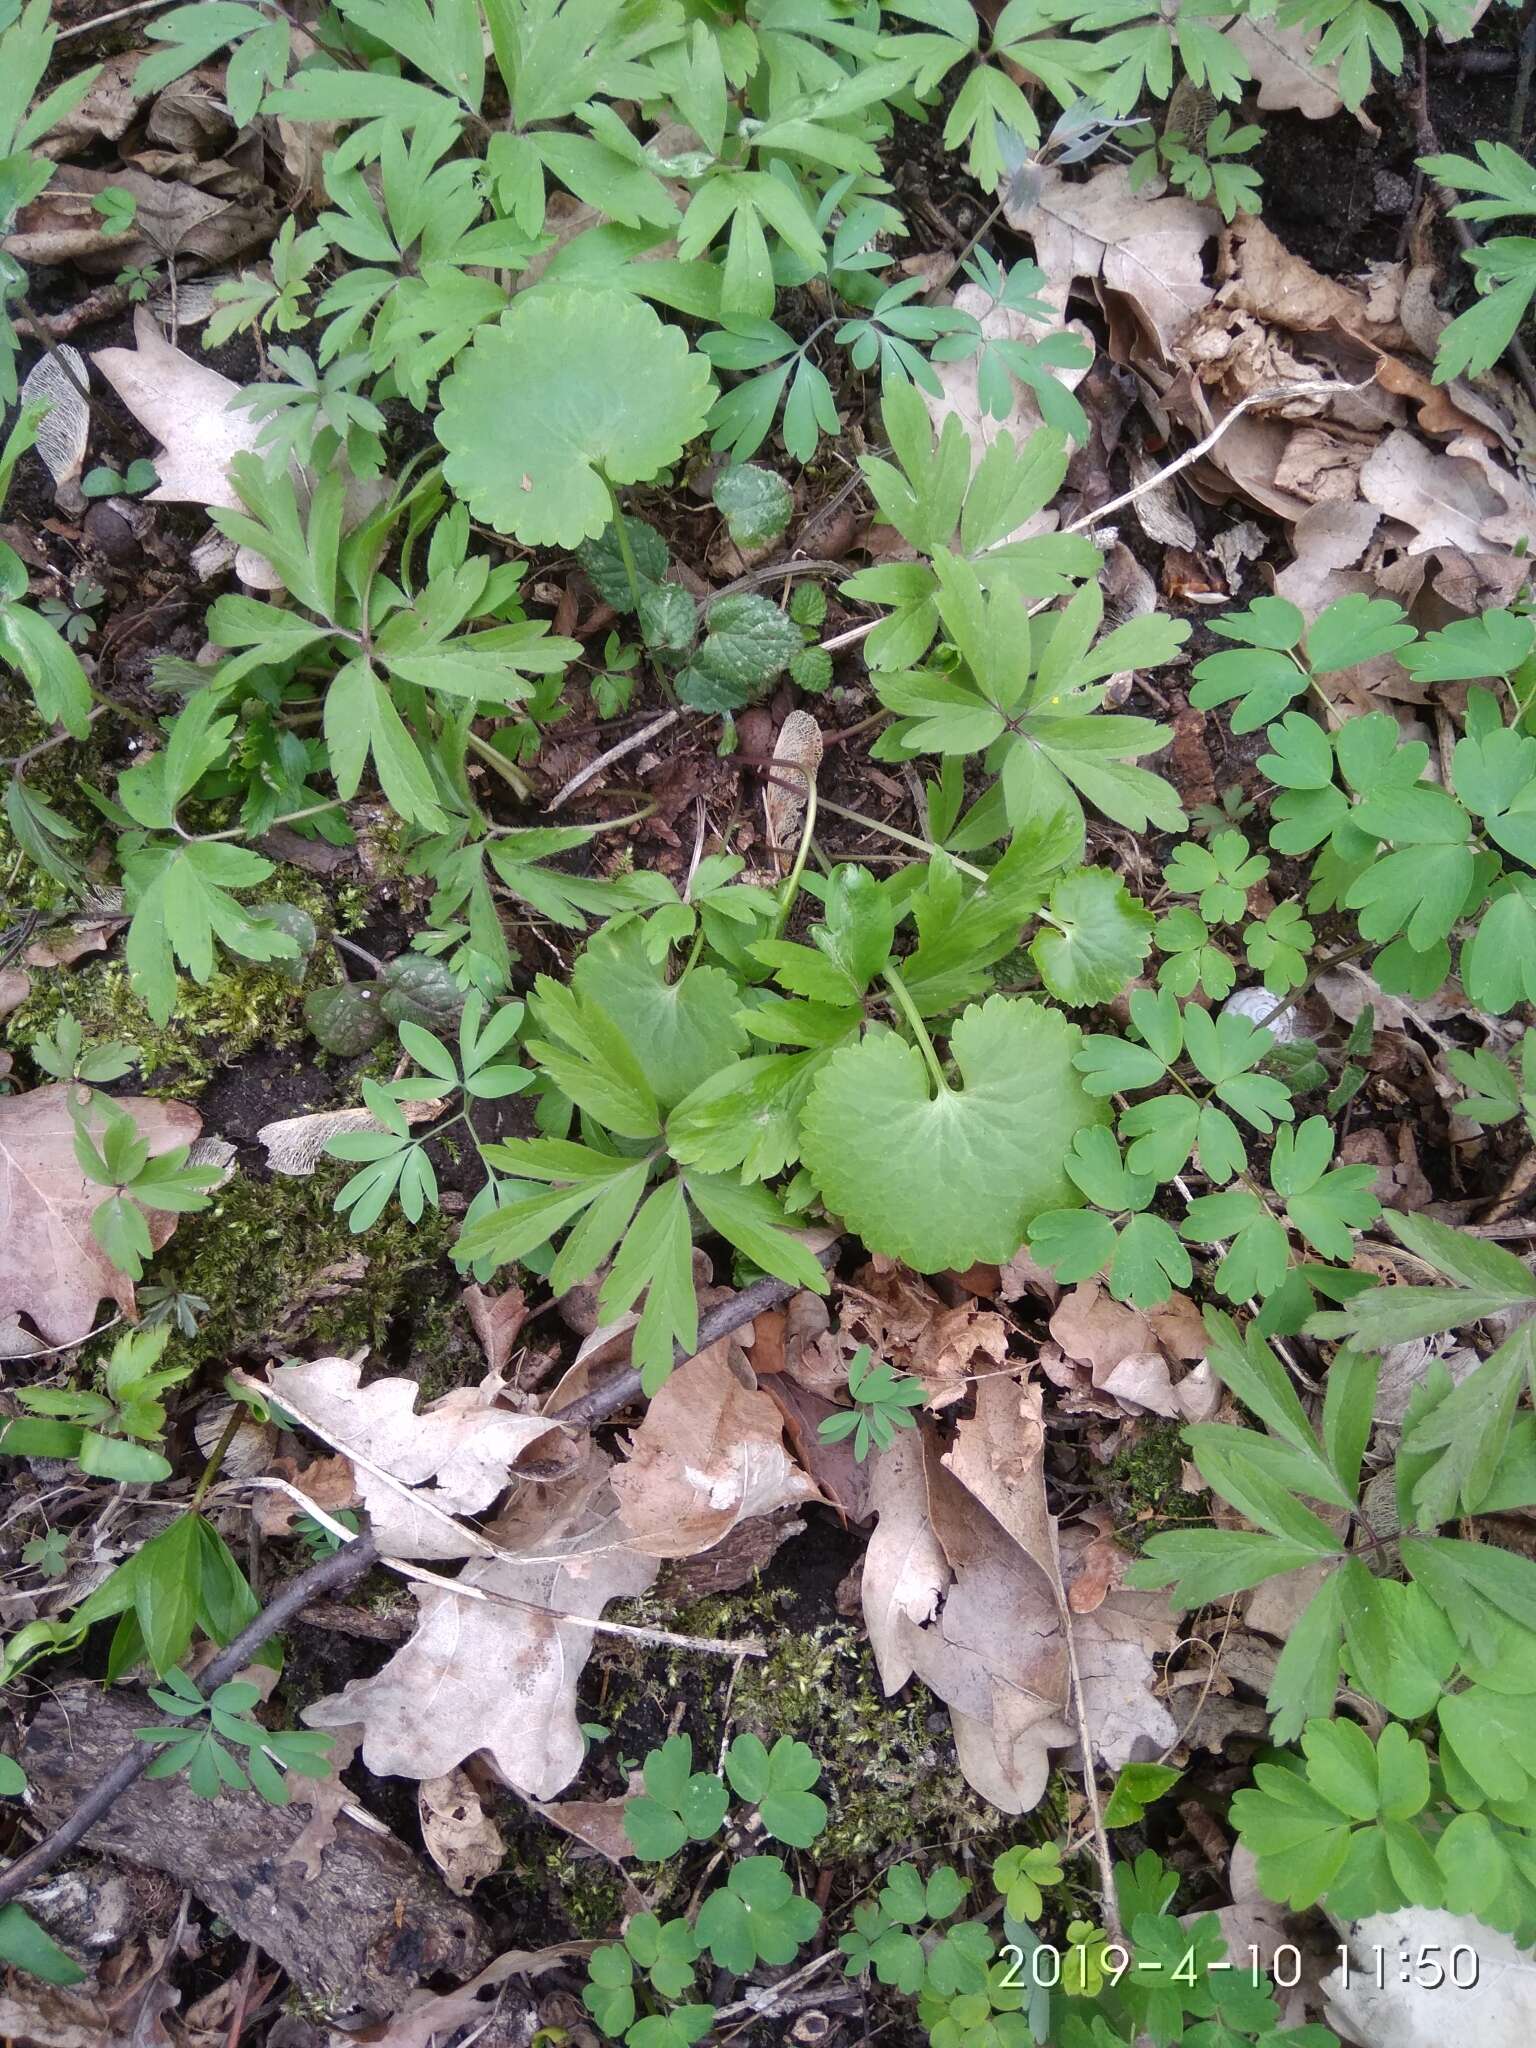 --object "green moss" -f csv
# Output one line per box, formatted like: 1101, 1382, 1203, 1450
10, 956, 312, 1093
1108, 1421, 1208, 1548
731, 1620, 1006, 1861
7, 878, 348, 1093
589, 1582, 1010, 1867
151, 1166, 472, 1383
533, 1842, 625, 1937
